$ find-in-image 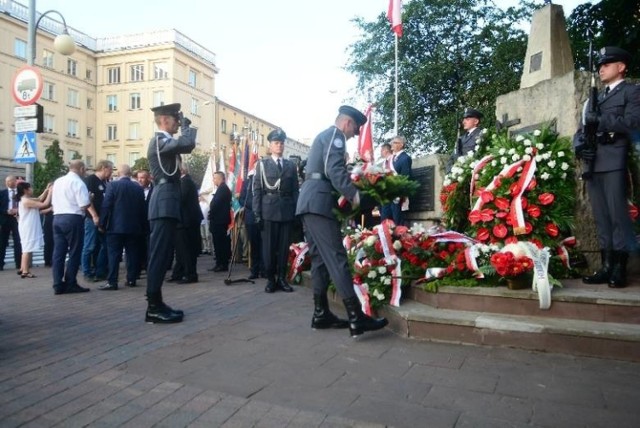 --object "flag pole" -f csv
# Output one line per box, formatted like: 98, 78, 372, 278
394, 32, 399, 135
